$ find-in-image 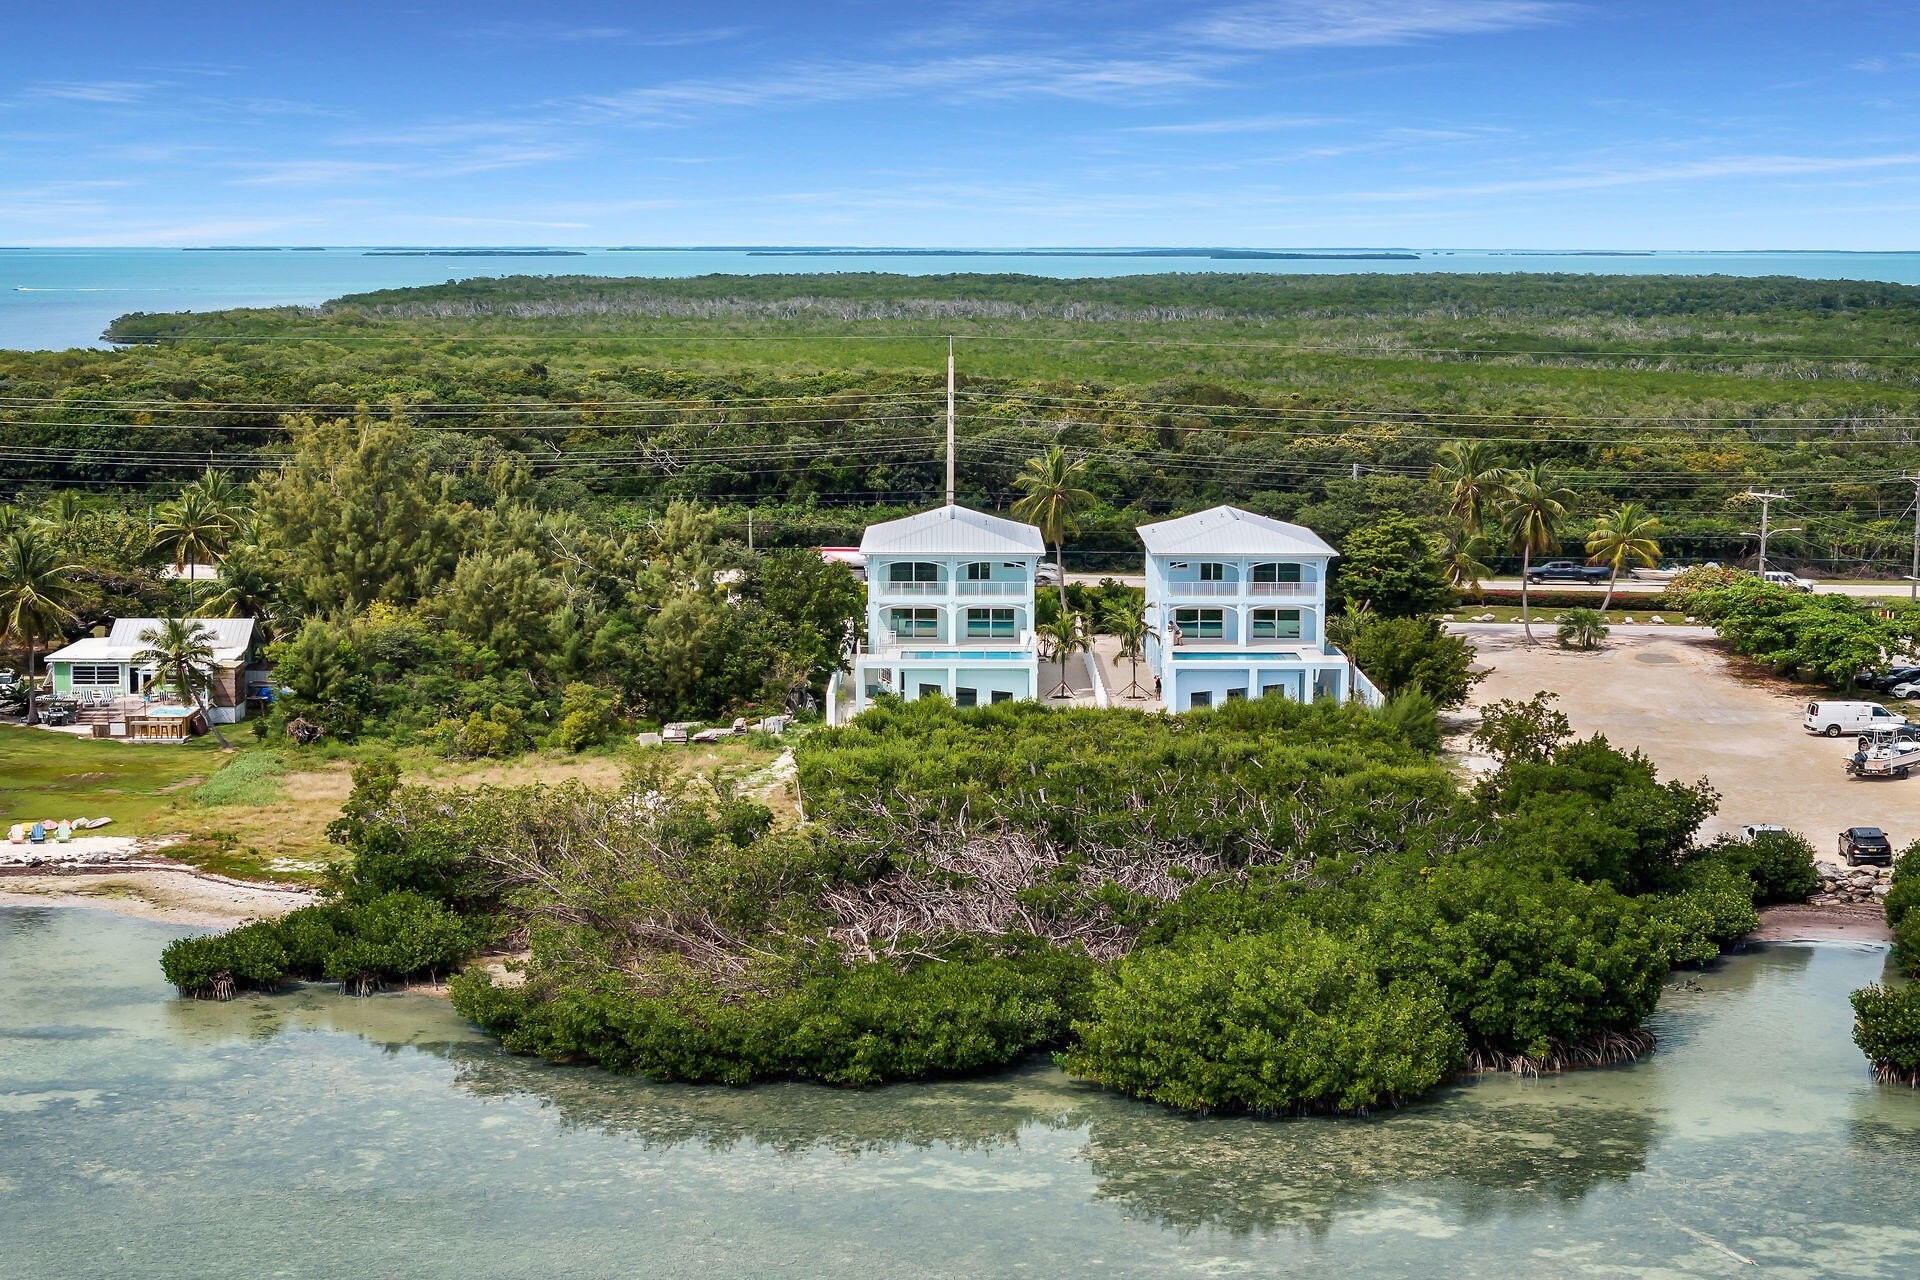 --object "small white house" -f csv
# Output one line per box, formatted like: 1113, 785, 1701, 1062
1140, 506, 1377, 712
42, 617, 258, 724
840, 504, 1045, 718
